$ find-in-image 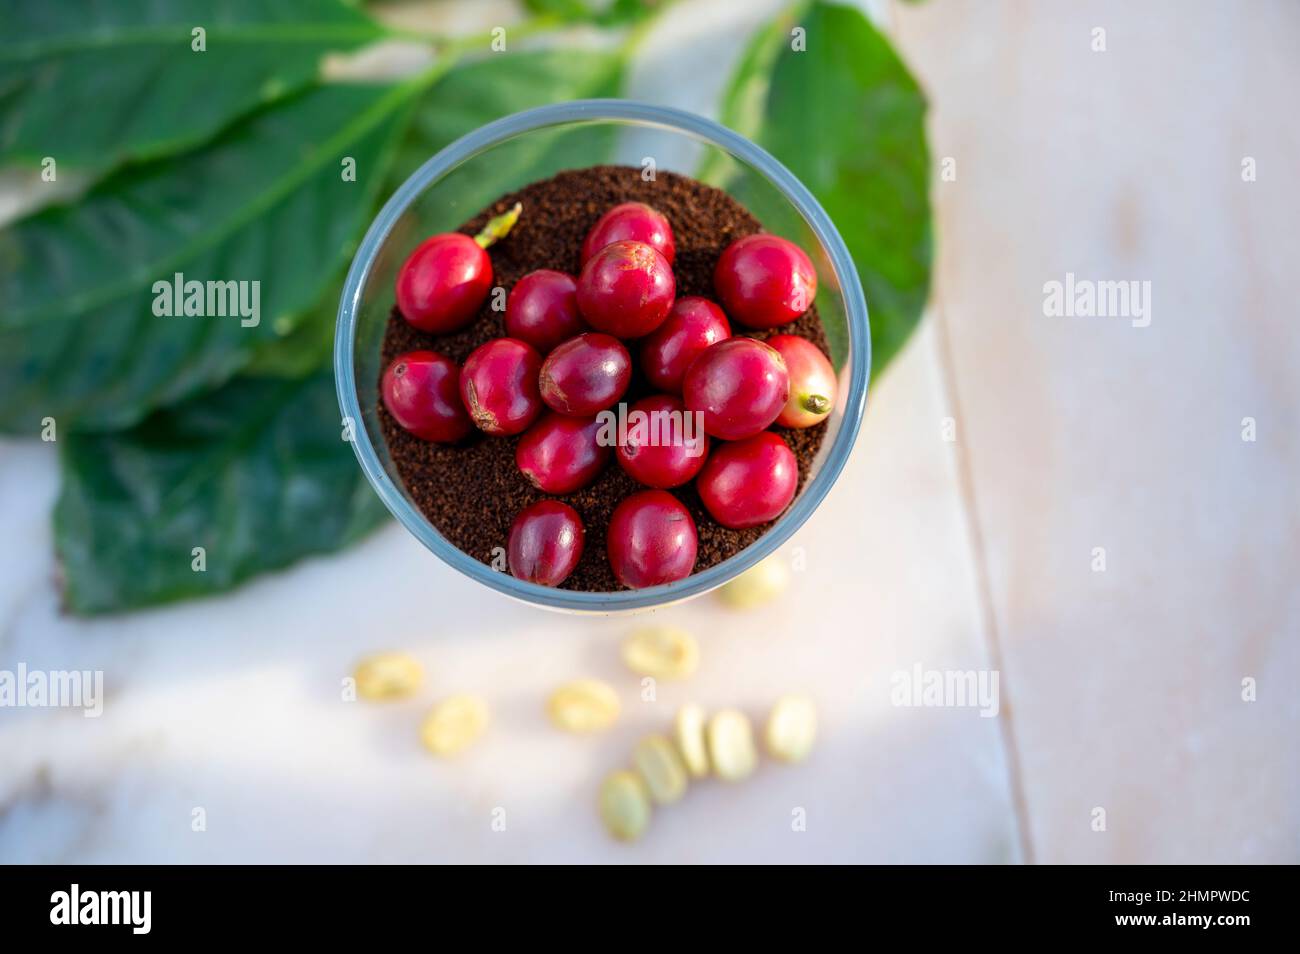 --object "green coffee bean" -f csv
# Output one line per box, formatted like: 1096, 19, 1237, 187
633, 734, 689, 805
420, 694, 489, 756
353, 652, 423, 701
599, 770, 651, 841
718, 555, 789, 609
673, 703, 710, 778
764, 695, 817, 763
707, 708, 757, 782
622, 626, 699, 680
548, 679, 620, 733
